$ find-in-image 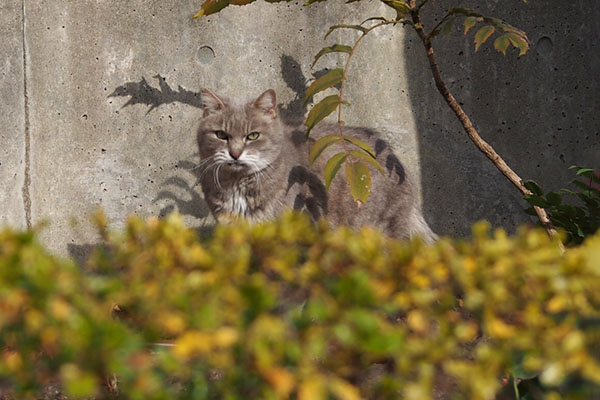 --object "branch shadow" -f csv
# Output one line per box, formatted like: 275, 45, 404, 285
108, 75, 203, 113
